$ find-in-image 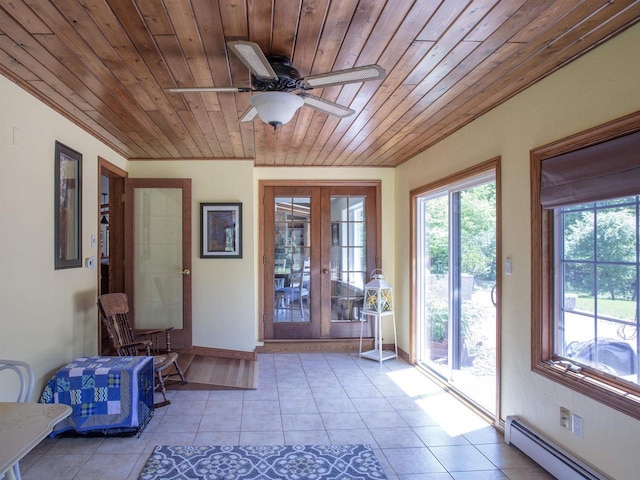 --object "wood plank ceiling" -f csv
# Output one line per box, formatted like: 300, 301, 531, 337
1, 1, 638, 167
